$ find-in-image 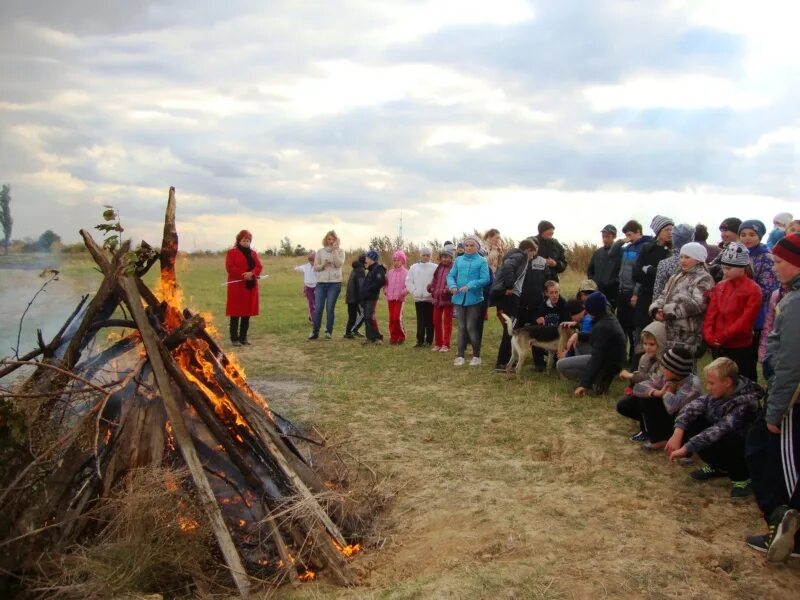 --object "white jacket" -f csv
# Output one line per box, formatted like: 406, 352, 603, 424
405, 261, 437, 302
